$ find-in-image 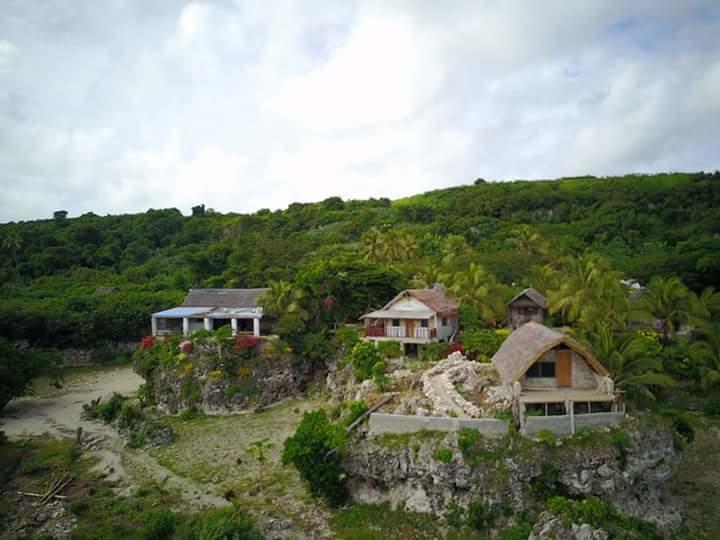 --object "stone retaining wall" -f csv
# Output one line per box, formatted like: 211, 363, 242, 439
368, 412, 508, 437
